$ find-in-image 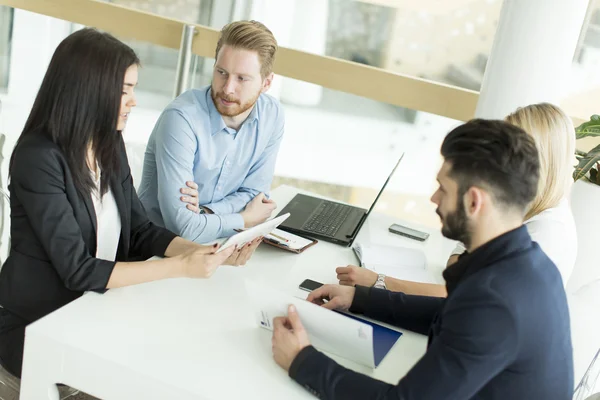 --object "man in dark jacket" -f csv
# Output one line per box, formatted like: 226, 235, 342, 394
271, 119, 573, 400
